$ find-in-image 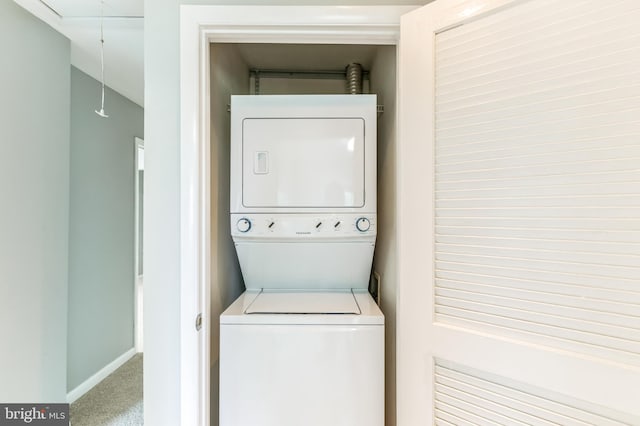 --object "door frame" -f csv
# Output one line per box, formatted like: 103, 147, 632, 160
134, 136, 144, 353
179, 6, 416, 425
